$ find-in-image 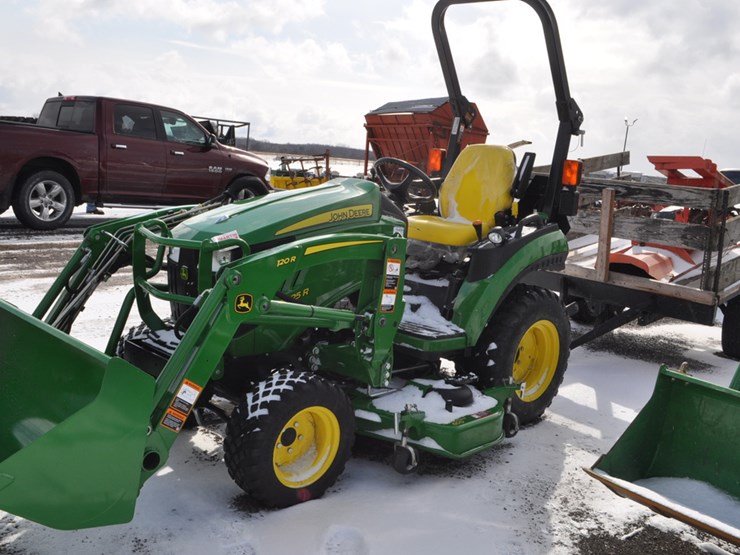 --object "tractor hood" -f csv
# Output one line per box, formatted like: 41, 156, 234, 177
171, 178, 385, 247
